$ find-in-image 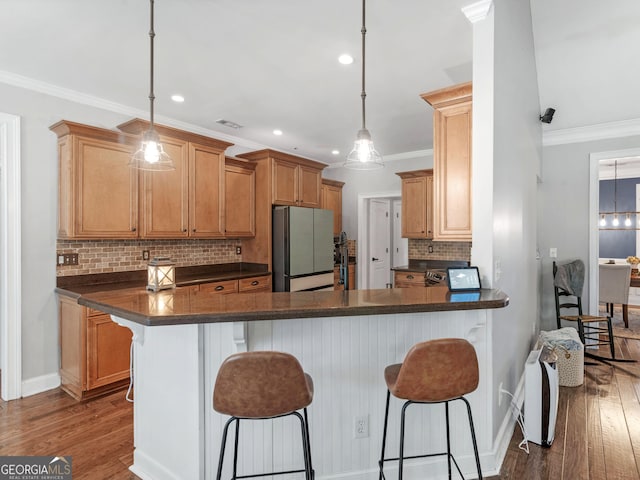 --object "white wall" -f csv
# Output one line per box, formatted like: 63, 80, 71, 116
538, 135, 640, 330
324, 154, 433, 238
472, 0, 543, 441
0, 82, 134, 382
